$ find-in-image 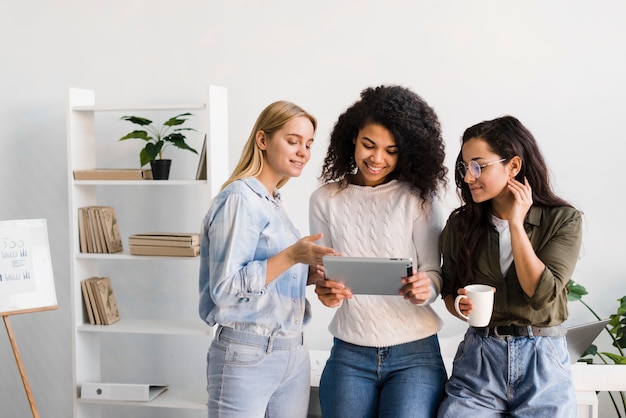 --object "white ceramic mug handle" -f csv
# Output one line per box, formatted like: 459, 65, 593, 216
454, 294, 470, 320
